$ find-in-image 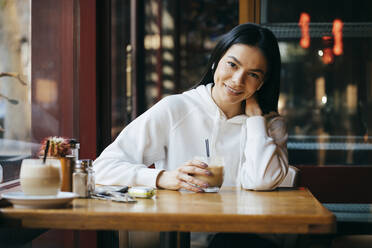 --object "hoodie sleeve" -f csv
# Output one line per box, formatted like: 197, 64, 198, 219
93, 97, 171, 188
239, 115, 288, 190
